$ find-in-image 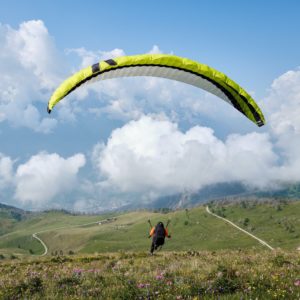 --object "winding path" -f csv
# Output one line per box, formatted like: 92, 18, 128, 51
206, 206, 274, 250
32, 233, 48, 256
32, 218, 115, 256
